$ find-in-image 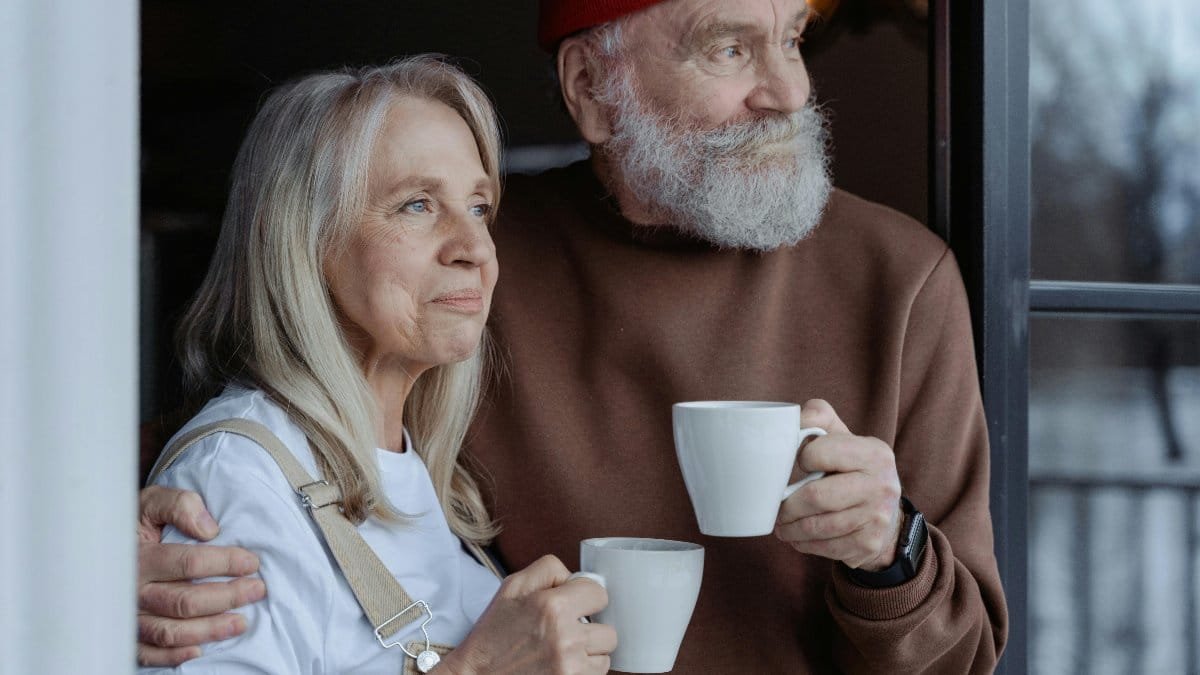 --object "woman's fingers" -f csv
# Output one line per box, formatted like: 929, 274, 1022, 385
585, 654, 613, 673
557, 574, 610, 618
499, 554, 571, 597
584, 622, 618, 656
